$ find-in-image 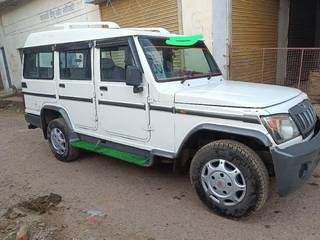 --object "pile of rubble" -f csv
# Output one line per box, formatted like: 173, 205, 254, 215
0, 193, 63, 240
